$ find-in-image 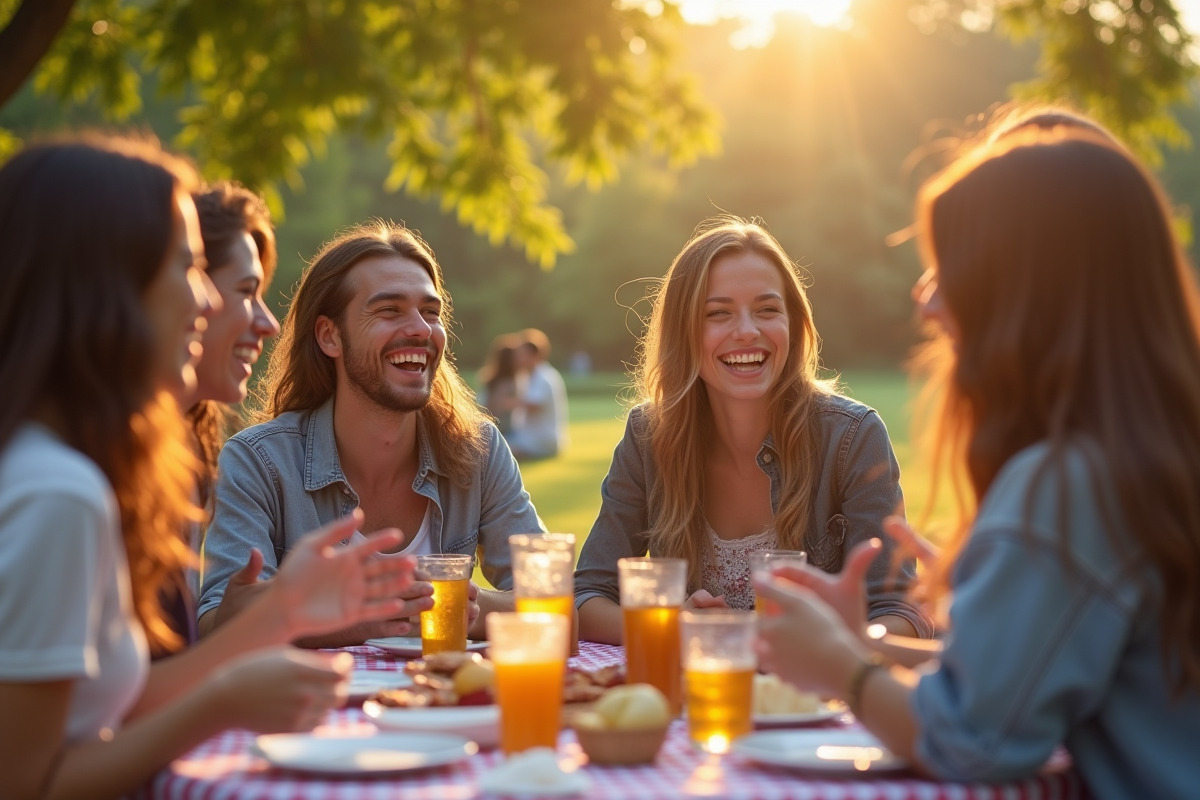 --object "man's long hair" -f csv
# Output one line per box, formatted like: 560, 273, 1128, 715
254, 220, 488, 485
916, 128, 1200, 693
0, 134, 200, 651
634, 217, 834, 590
